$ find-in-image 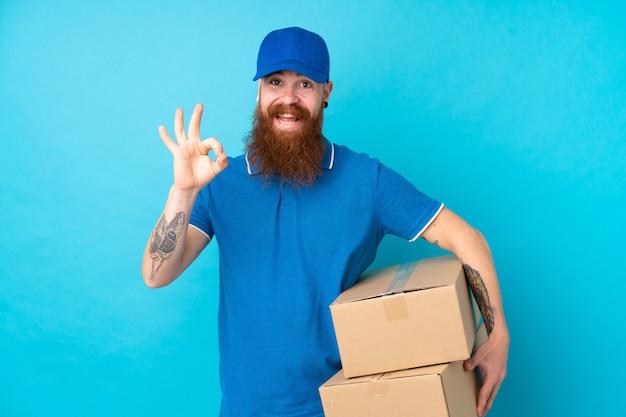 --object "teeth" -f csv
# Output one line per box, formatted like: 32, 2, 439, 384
275, 113, 299, 128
